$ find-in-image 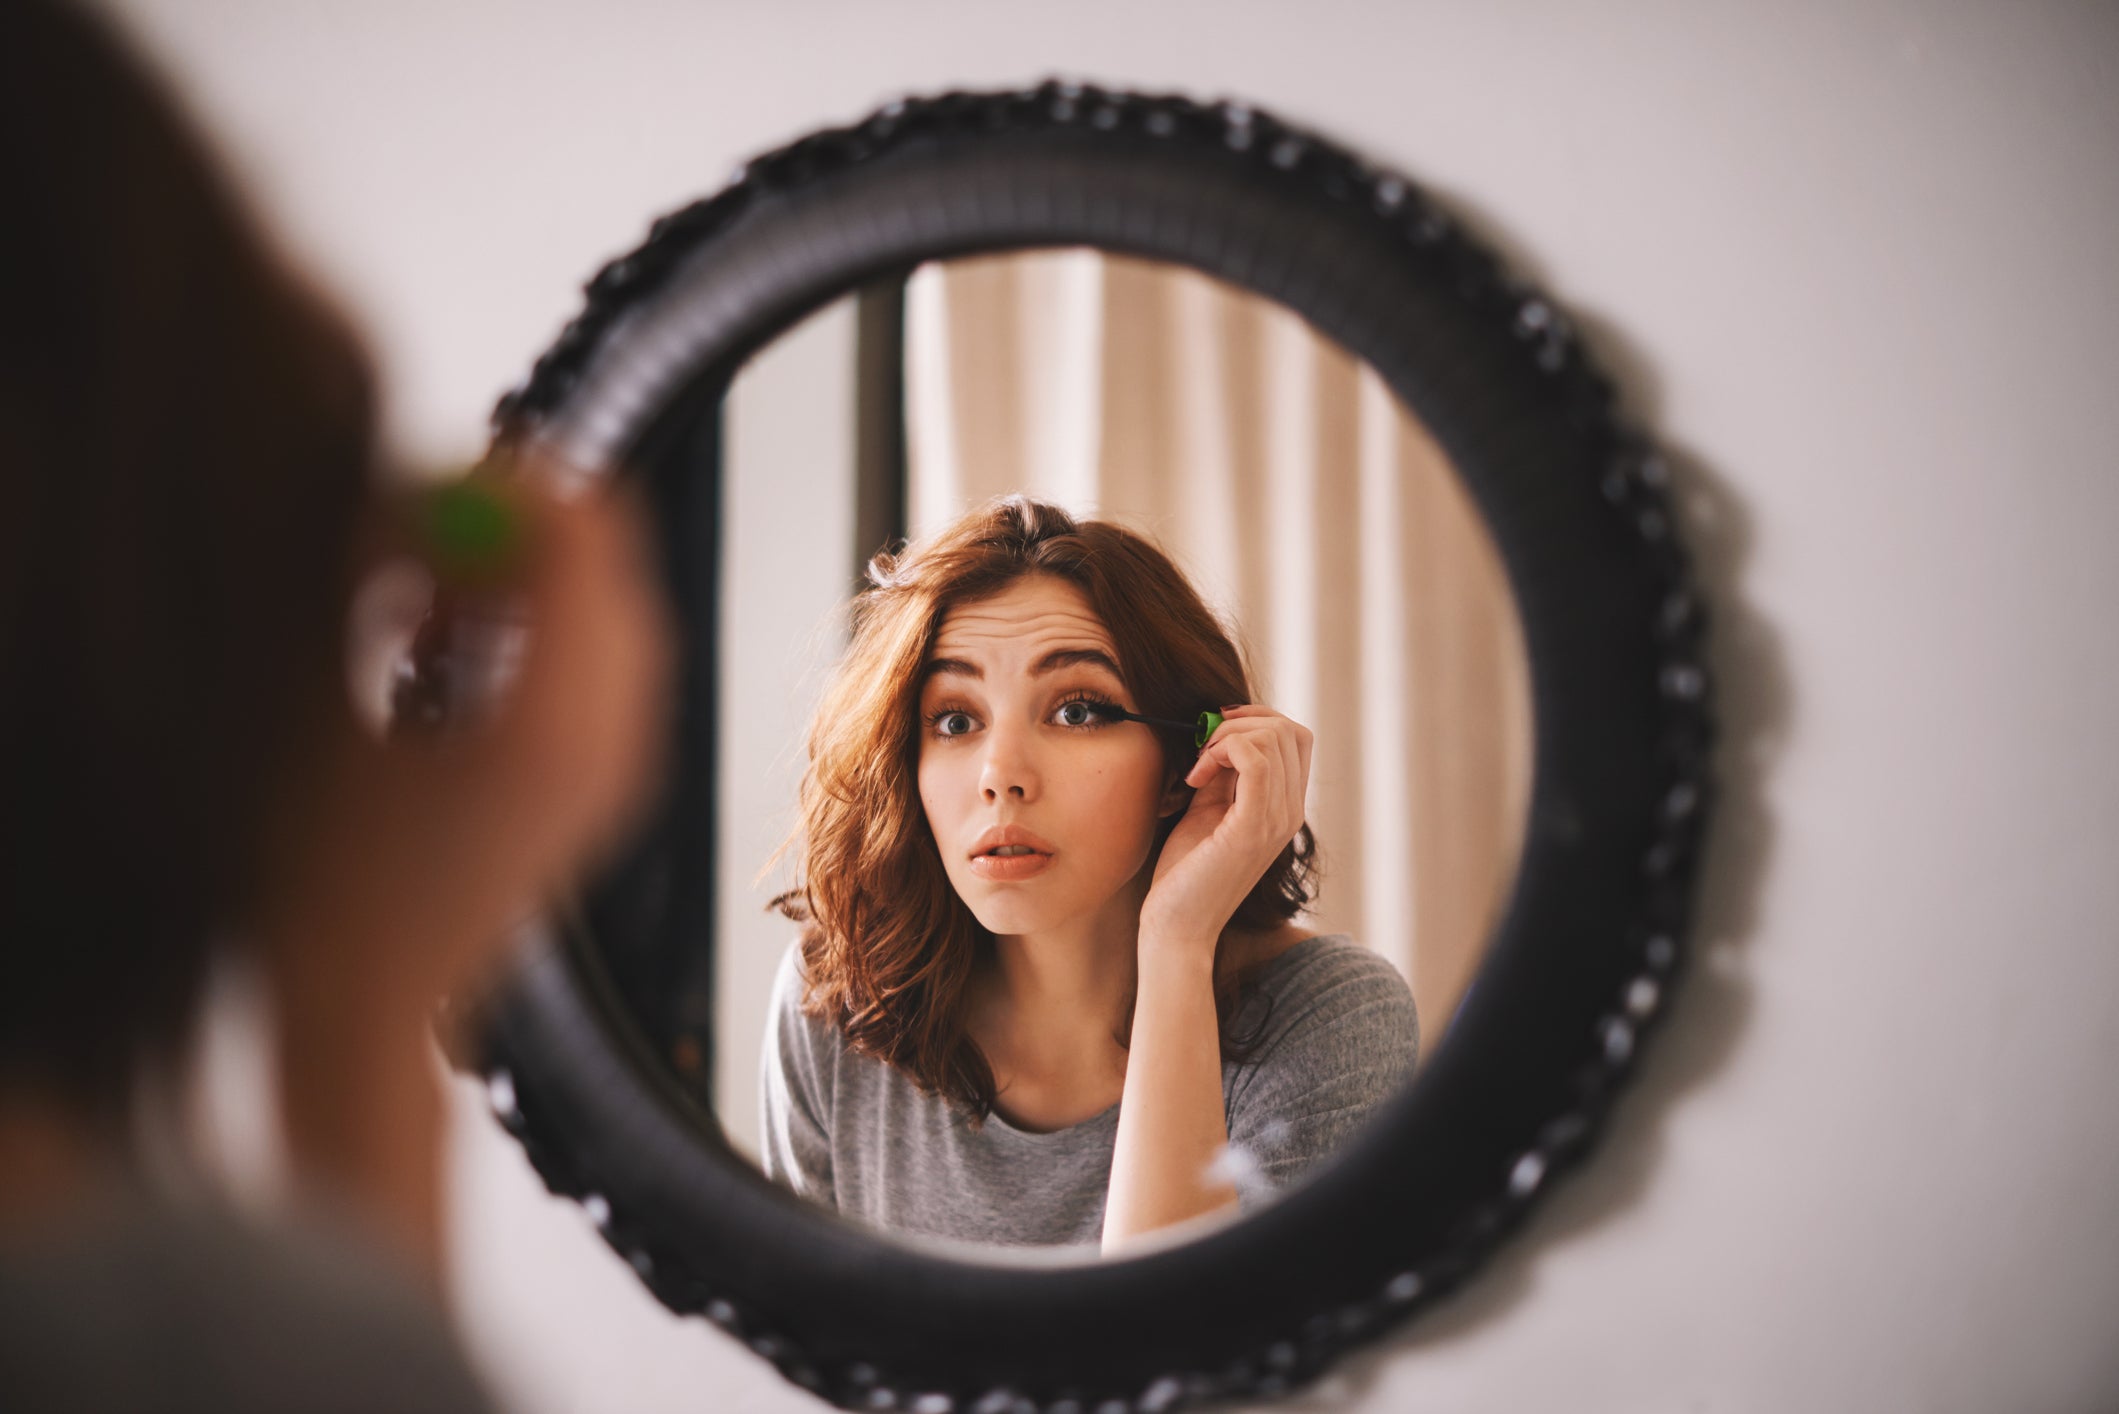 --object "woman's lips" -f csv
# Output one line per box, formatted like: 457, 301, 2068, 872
967, 824, 1058, 879
968, 849, 1054, 881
